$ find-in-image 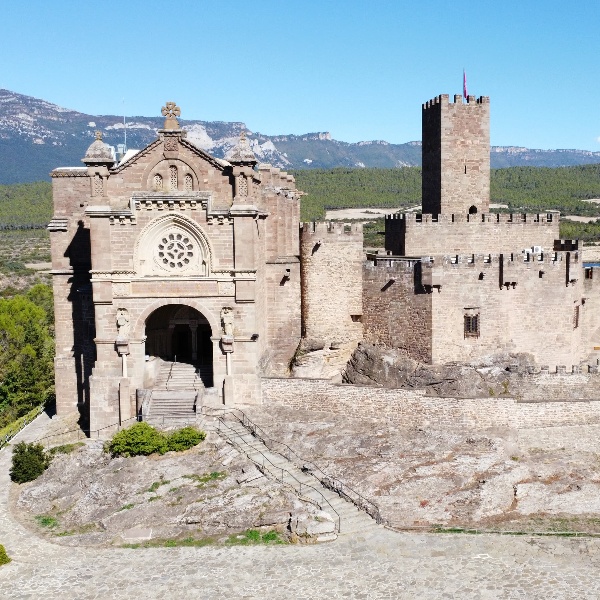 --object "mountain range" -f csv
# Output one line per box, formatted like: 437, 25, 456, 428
1, 88, 600, 184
